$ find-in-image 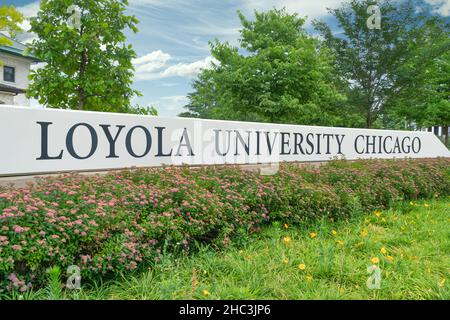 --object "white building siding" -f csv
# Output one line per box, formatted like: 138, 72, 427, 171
0, 92, 14, 105
0, 52, 32, 106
